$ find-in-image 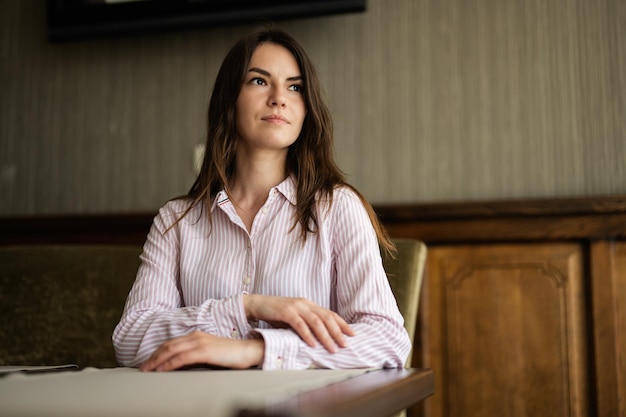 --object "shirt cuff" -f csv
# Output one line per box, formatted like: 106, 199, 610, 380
253, 328, 311, 370
210, 293, 253, 339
